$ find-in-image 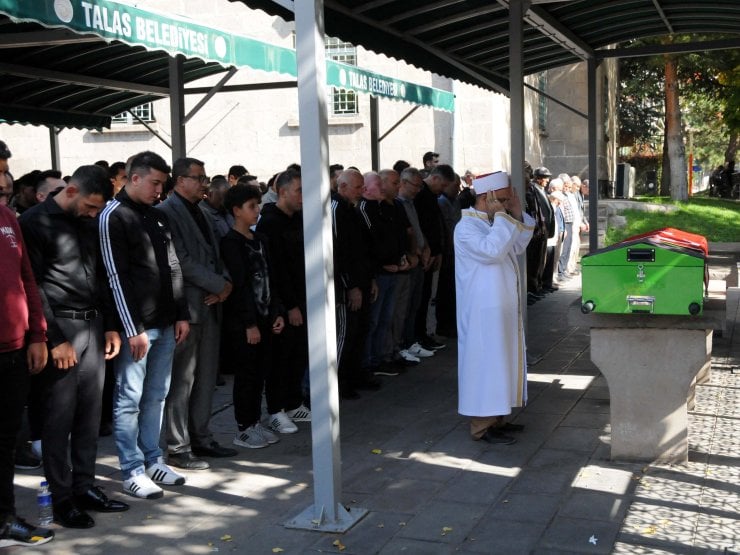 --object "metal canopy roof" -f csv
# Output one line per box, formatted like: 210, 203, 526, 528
0, 16, 227, 129
233, 0, 740, 95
